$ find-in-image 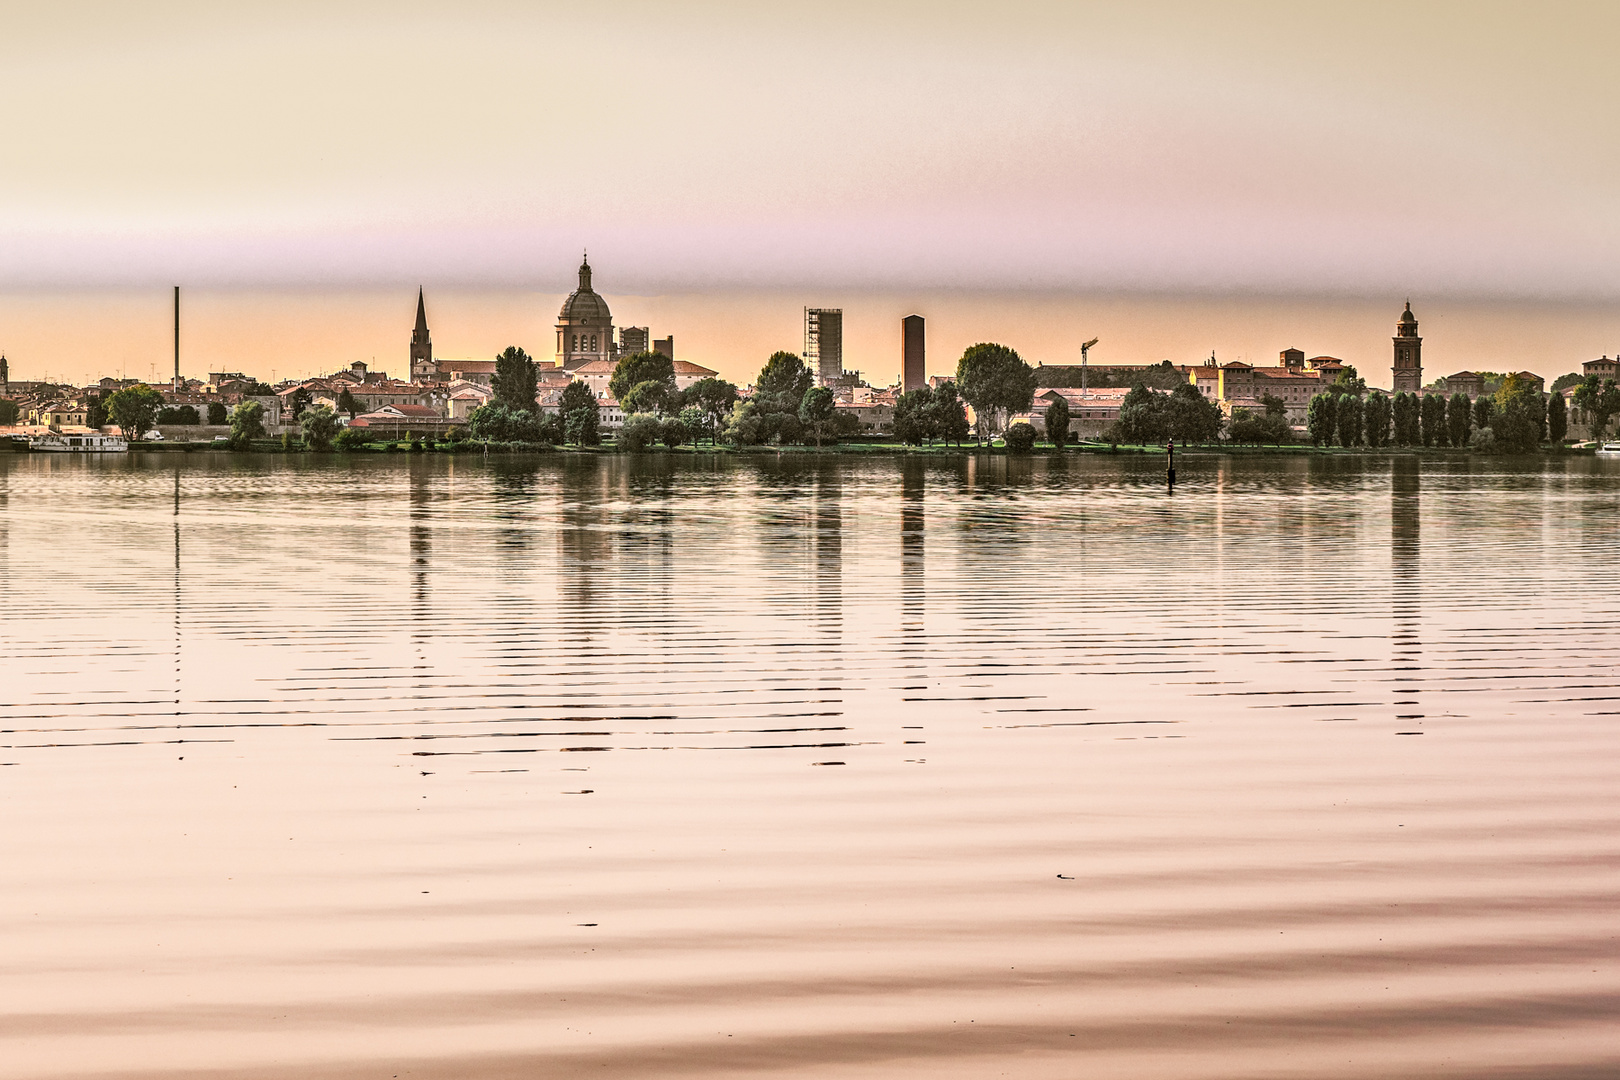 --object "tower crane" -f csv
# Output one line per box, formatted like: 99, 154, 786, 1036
1080, 338, 1099, 397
